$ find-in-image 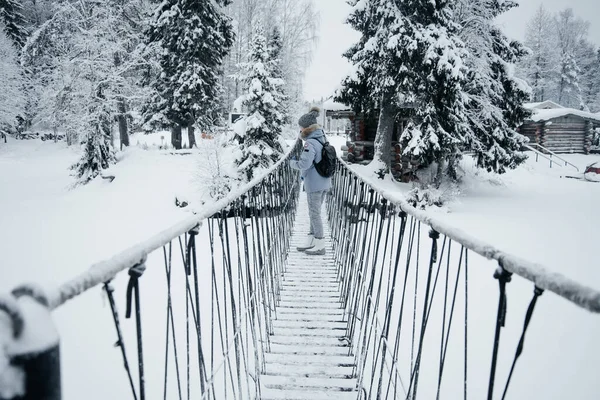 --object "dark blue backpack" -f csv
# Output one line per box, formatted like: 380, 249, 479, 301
310, 137, 337, 178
